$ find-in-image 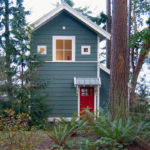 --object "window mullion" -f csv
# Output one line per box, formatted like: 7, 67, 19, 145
63, 40, 65, 60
